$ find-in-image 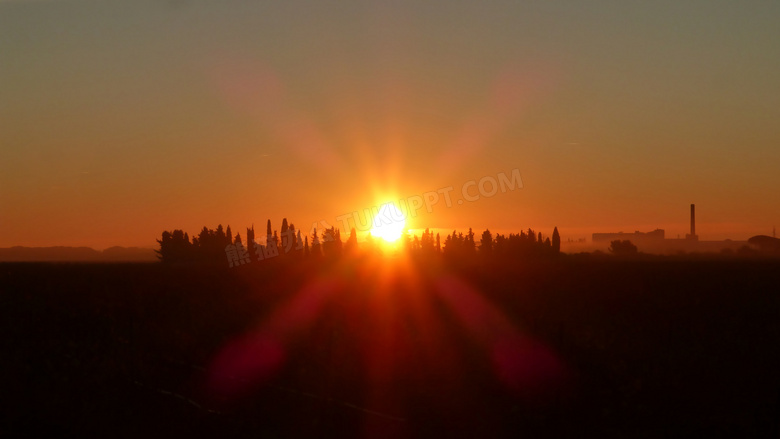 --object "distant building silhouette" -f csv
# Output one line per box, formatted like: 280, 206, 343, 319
591, 204, 747, 254
748, 235, 780, 253
685, 204, 698, 241
593, 229, 665, 245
